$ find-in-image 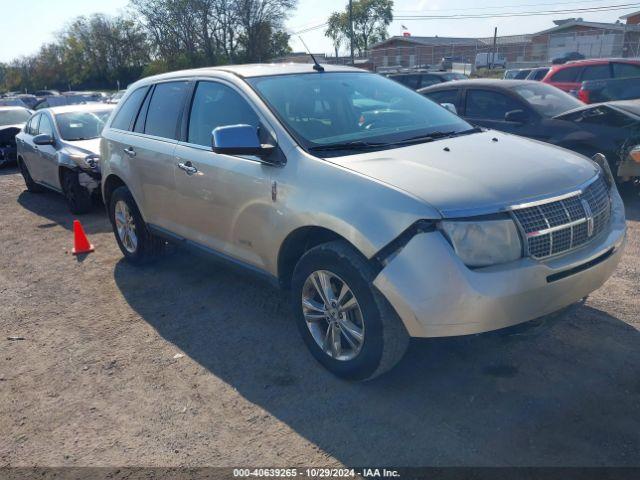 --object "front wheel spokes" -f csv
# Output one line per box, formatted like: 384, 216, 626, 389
303, 297, 327, 322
